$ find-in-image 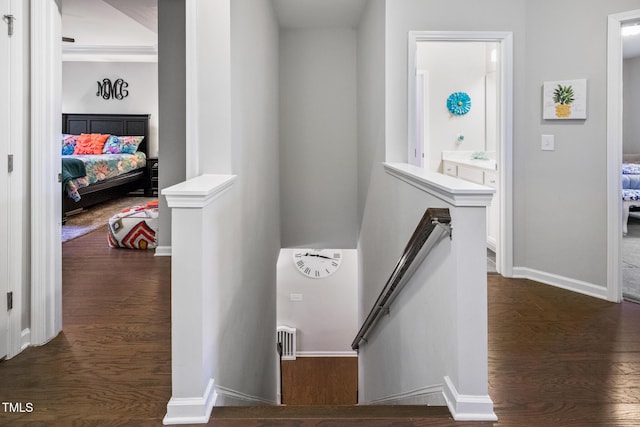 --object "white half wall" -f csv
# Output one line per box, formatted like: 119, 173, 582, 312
276, 249, 357, 355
